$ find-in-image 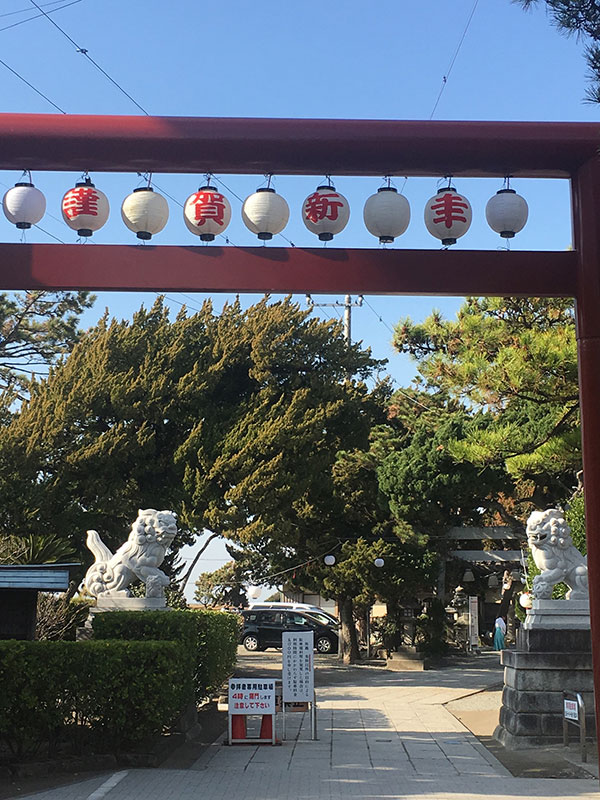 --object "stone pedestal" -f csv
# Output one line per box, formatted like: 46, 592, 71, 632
494, 600, 595, 749
523, 598, 590, 629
